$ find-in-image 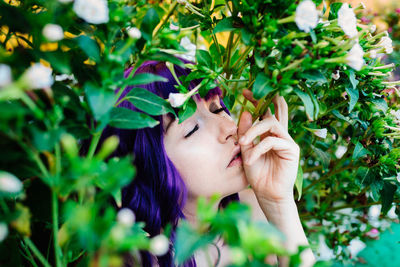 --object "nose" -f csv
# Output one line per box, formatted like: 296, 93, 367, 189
217, 115, 238, 144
